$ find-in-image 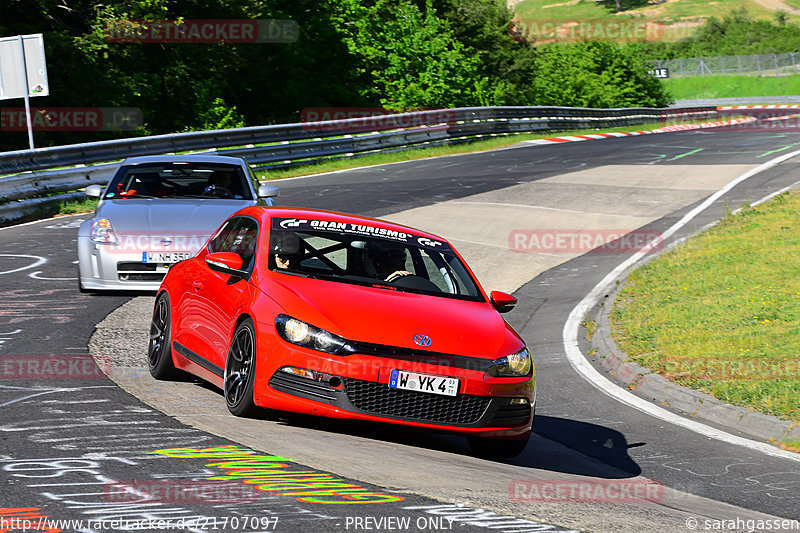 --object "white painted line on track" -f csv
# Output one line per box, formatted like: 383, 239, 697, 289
0, 254, 47, 275
0, 211, 86, 232
28, 271, 77, 281
562, 148, 800, 463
